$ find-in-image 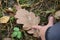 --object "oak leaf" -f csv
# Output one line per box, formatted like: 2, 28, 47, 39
15, 5, 40, 37
15, 9, 40, 30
